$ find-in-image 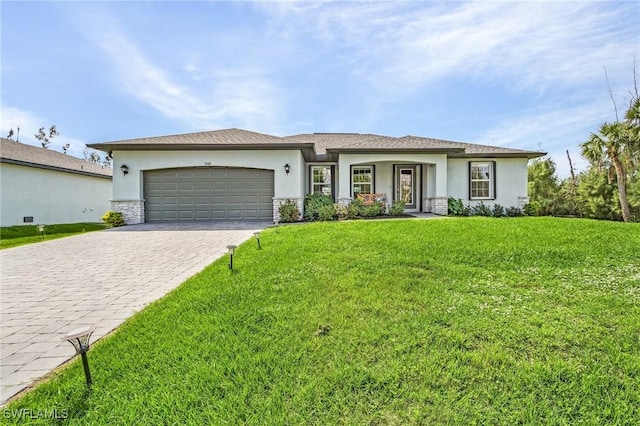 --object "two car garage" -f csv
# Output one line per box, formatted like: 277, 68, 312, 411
144, 167, 274, 222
